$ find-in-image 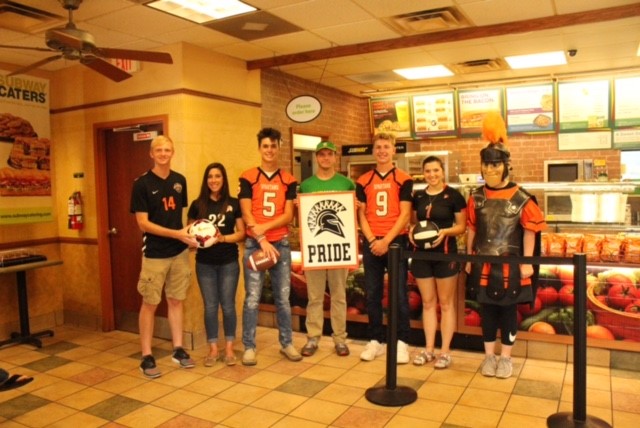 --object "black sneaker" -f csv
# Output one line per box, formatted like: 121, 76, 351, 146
172, 347, 195, 368
140, 355, 161, 379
